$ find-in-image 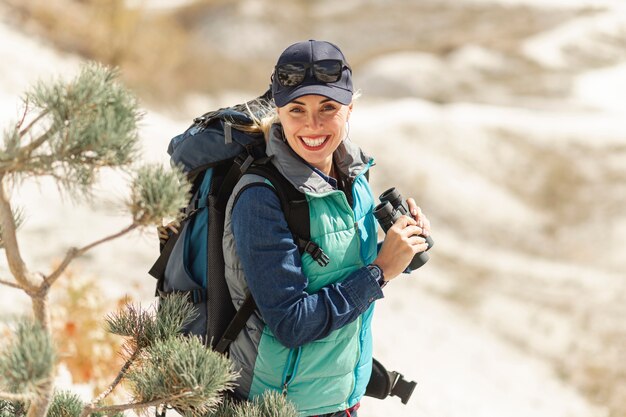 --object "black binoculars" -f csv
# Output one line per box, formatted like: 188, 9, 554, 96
373, 188, 434, 270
